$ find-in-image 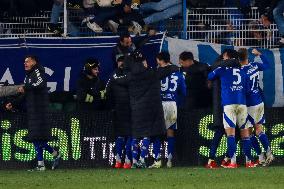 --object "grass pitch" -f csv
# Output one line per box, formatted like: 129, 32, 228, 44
0, 167, 283, 189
